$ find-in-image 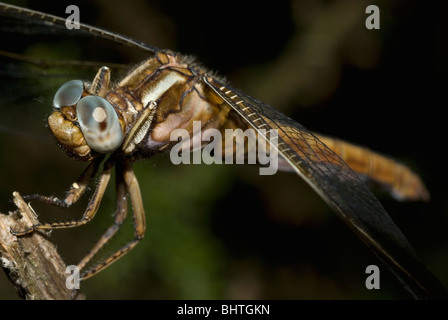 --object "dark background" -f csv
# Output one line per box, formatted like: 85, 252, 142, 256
0, 0, 446, 299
